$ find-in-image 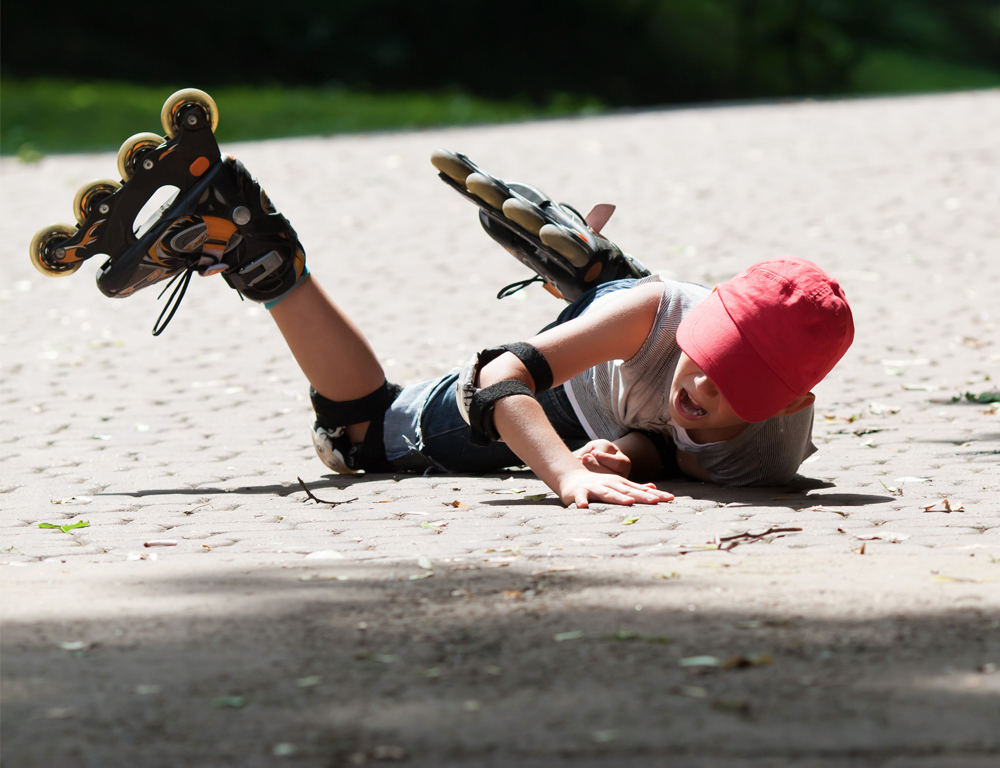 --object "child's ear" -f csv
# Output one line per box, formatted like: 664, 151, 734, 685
776, 392, 816, 417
